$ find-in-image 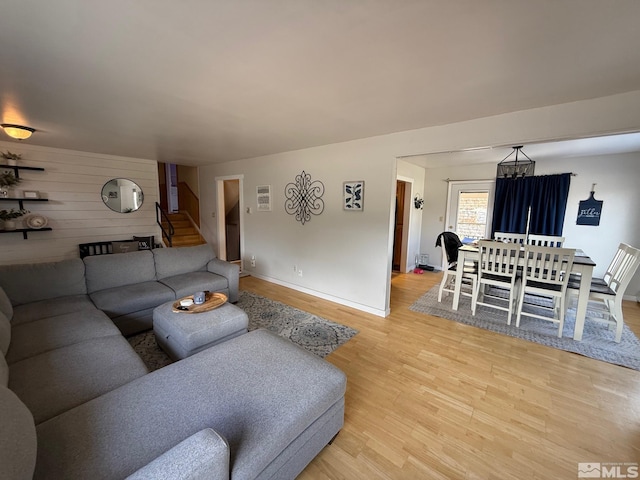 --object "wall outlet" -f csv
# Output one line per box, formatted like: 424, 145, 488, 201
297, 269, 303, 277
250, 256, 256, 267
